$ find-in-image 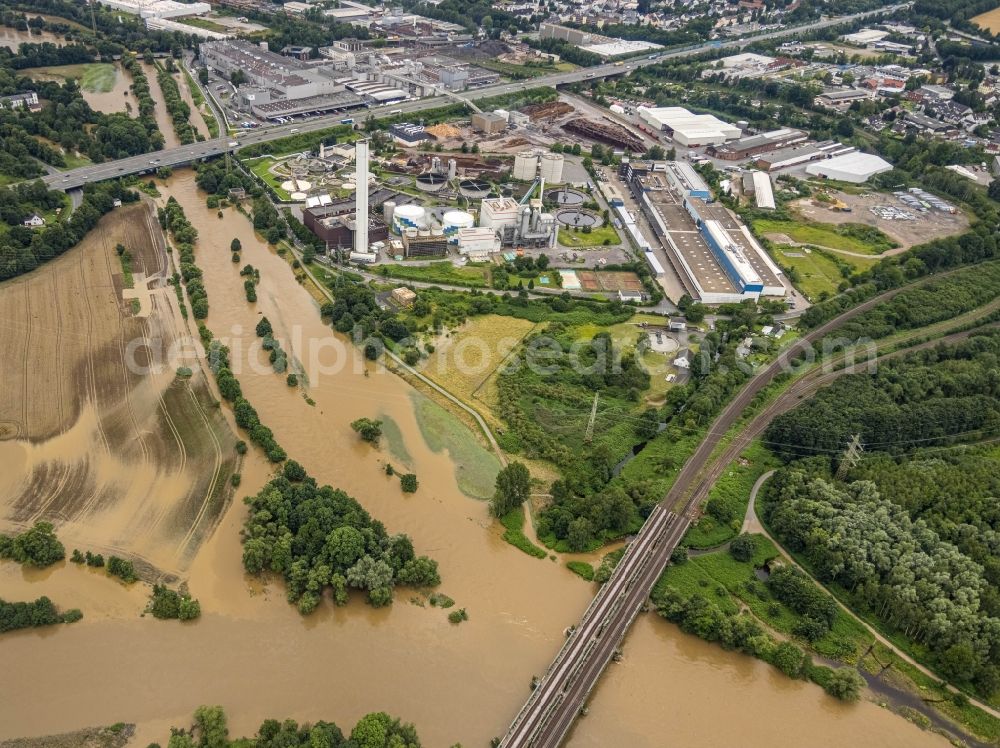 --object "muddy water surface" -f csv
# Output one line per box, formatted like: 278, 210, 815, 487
141, 61, 181, 149
83, 62, 135, 117
0, 26, 64, 50
0, 171, 948, 748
